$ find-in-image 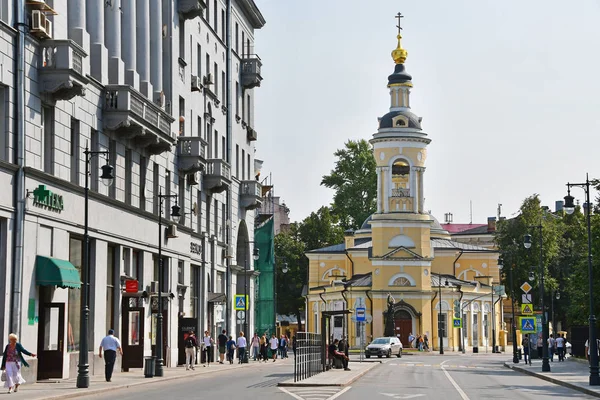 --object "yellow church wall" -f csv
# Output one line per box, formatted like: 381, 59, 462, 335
370, 225, 432, 258
373, 147, 427, 168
